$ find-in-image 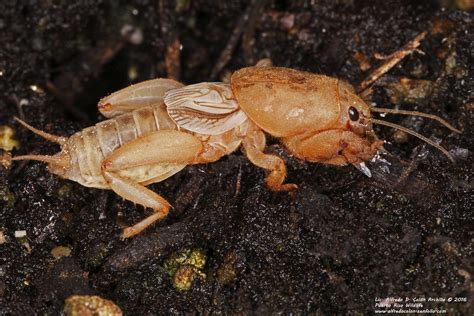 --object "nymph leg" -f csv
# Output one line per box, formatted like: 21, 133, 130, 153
242, 128, 297, 191
101, 130, 203, 238
103, 171, 171, 239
